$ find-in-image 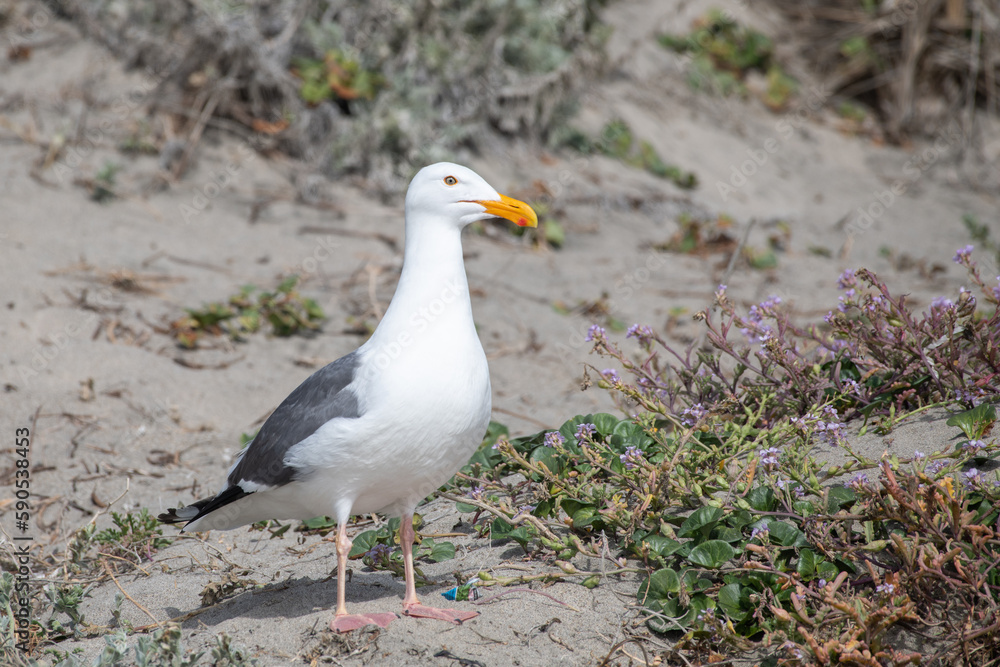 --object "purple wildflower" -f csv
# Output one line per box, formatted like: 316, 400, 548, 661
931, 296, 954, 310
953, 245, 974, 264
838, 289, 857, 312
848, 472, 868, 489
620, 445, 643, 470
468, 485, 485, 499
745, 326, 774, 346
957, 388, 986, 406
575, 422, 597, 442
864, 294, 886, 315
758, 447, 780, 467
601, 368, 621, 384
926, 461, 945, 475
876, 583, 895, 595
837, 269, 857, 290
750, 524, 769, 540
681, 403, 707, 426
585, 324, 606, 342
543, 431, 566, 448
820, 422, 846, 447
365, 543, 393, 561
962, 439, 987, 453
625, 323, 654, 344
748, 296, 782, 323
913, 451, 925, 461
513, 504, 536, 520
